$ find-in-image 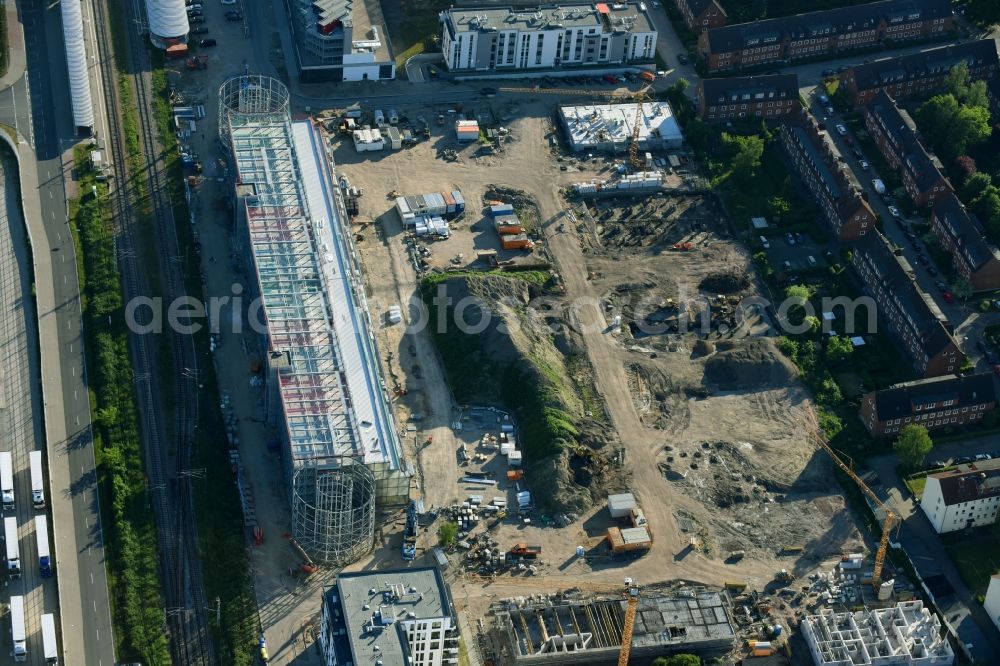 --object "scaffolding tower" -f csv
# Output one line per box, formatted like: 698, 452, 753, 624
292, 461, 376, 564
